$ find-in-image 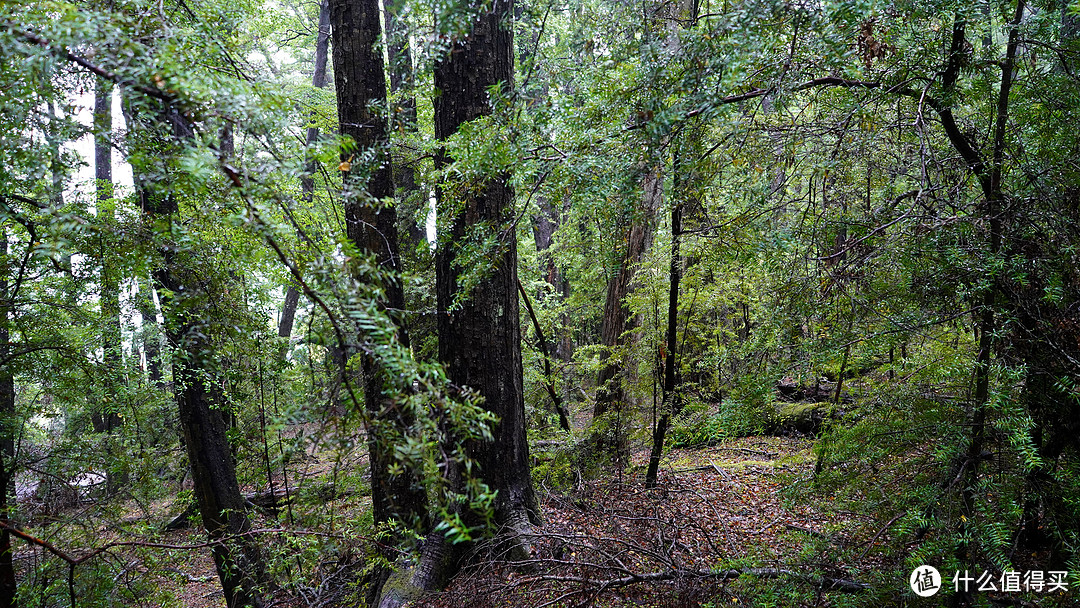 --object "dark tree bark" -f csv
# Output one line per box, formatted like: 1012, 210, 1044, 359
280, 0, 331, 340
928, 7, 1021, 606
433, 0, 537, 536
382, 0, 427, 252
329, 0, 425, 530
517, 278, 571, 431
376, 1, 537, 604
277, 286, 301, 339
130, 98, 265, 608
167, 316, 265, 608
0, 230, 17, 608
645, 174, 682, 489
